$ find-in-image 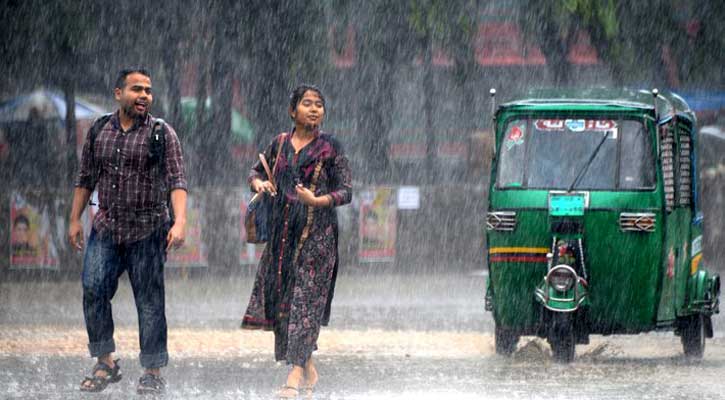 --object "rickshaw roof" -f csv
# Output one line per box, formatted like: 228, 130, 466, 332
498, 88, 696, 125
